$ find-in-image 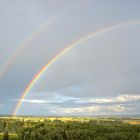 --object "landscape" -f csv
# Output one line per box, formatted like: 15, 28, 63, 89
1, 116, 140, 140
0, 0, 140, 140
